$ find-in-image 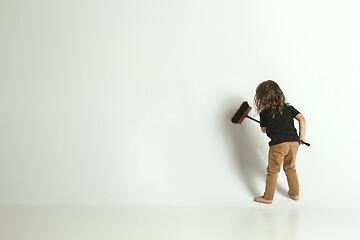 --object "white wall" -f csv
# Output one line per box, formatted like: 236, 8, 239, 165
0, 0, 359, 208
